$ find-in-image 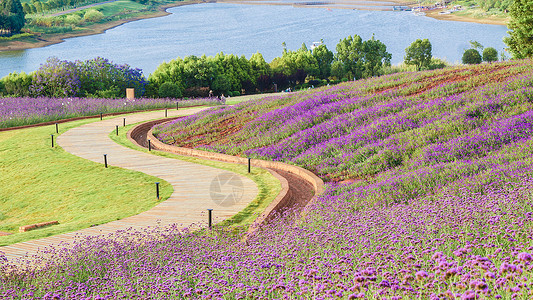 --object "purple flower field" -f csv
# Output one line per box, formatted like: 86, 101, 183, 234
0, 97, 220, 128
1, 60, 533, 298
